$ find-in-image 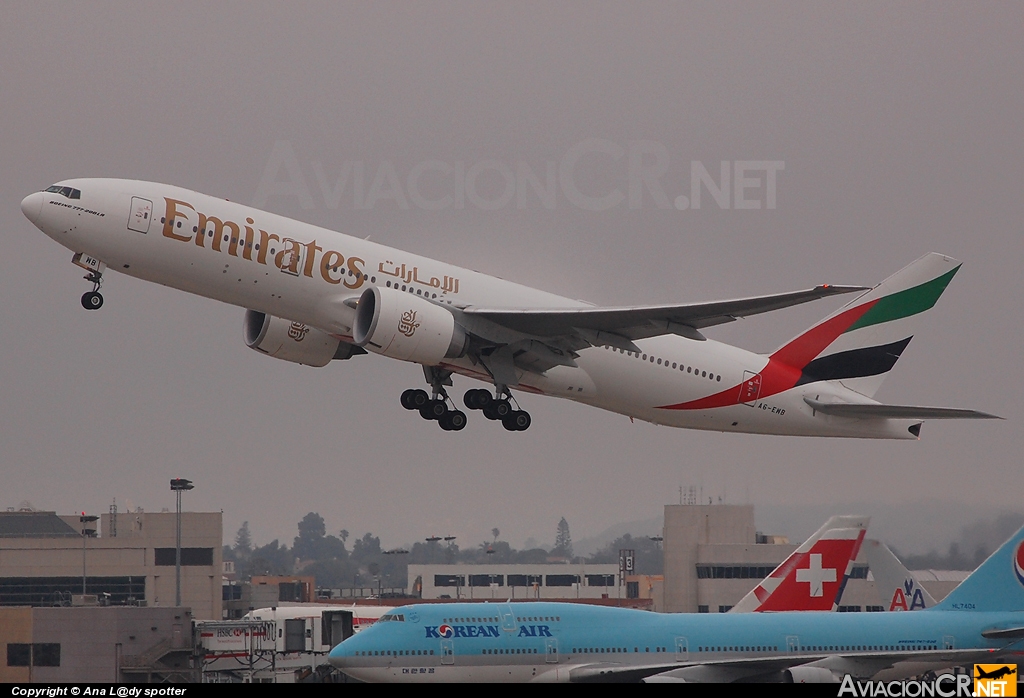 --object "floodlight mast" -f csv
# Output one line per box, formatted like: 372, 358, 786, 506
79, 514, 98, 595
170, 478, 194, 606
